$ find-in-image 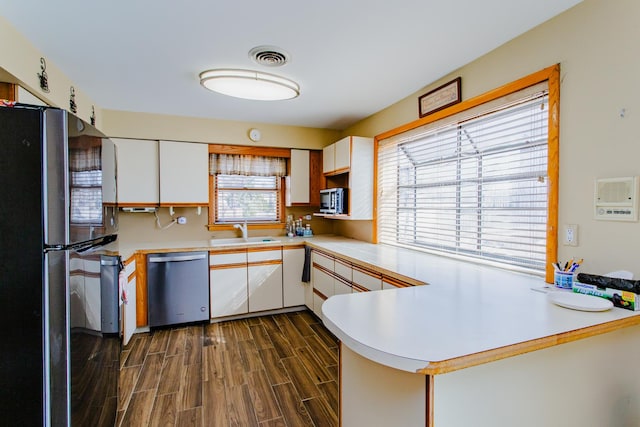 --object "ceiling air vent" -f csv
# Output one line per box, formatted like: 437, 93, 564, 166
249, 46, 290, 67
